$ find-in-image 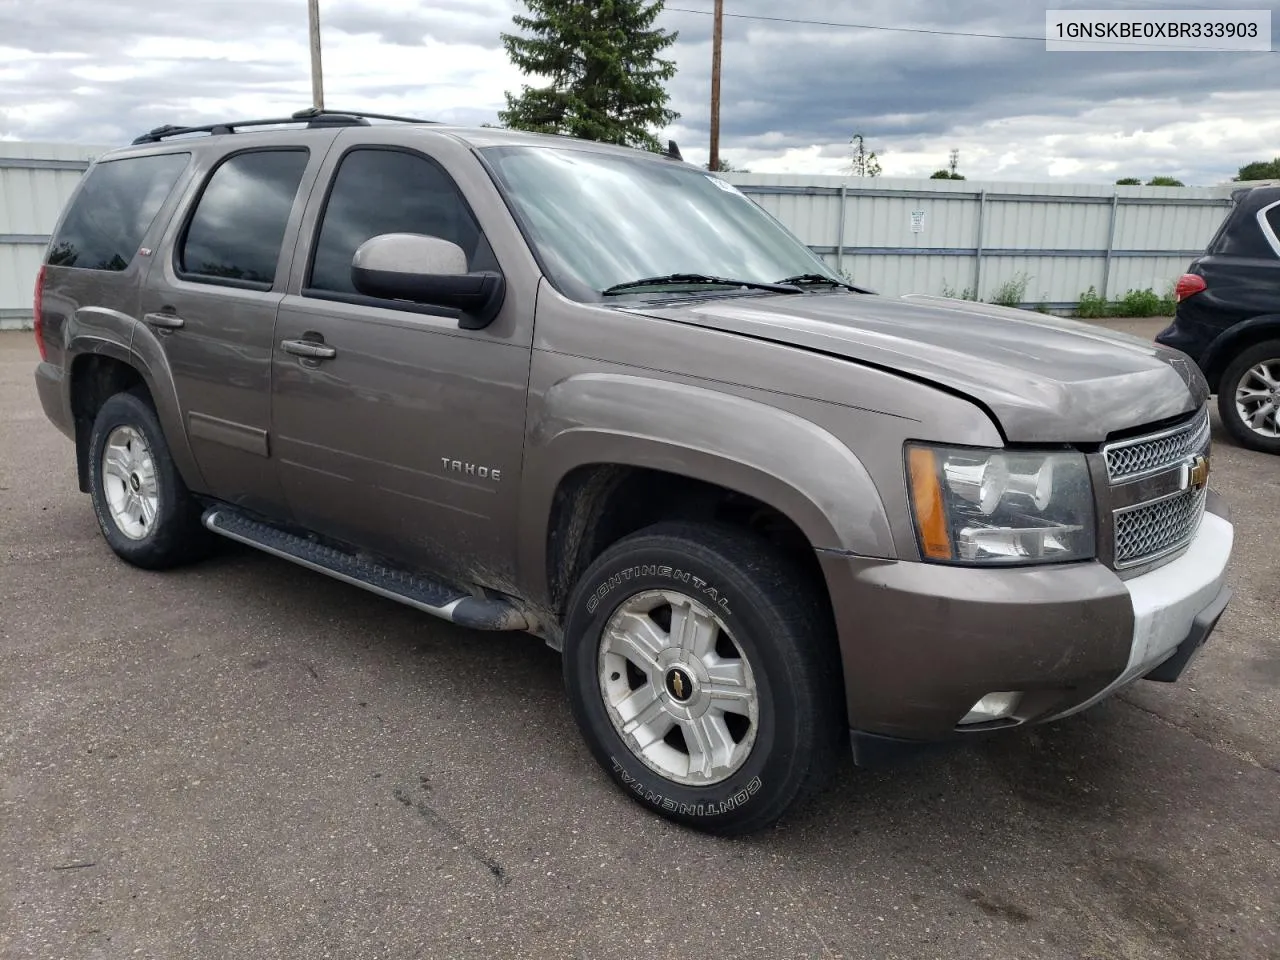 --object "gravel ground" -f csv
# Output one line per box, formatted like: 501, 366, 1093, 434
1, 322, 1276, 960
